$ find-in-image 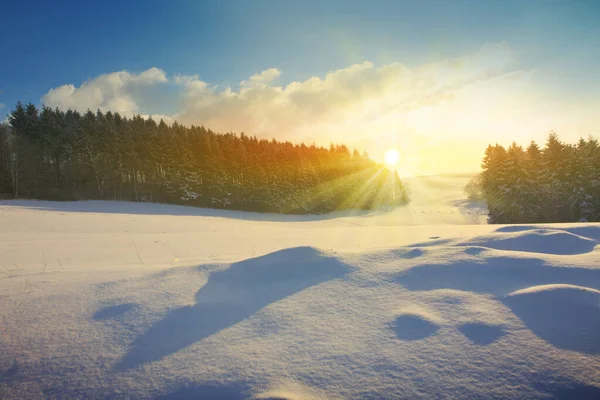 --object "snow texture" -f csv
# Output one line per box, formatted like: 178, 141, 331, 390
1, 174, 599, 399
